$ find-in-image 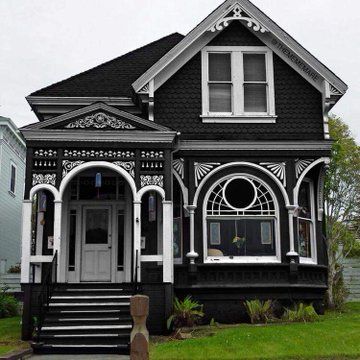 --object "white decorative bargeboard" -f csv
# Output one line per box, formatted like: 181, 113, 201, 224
209, 4, 268, 33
